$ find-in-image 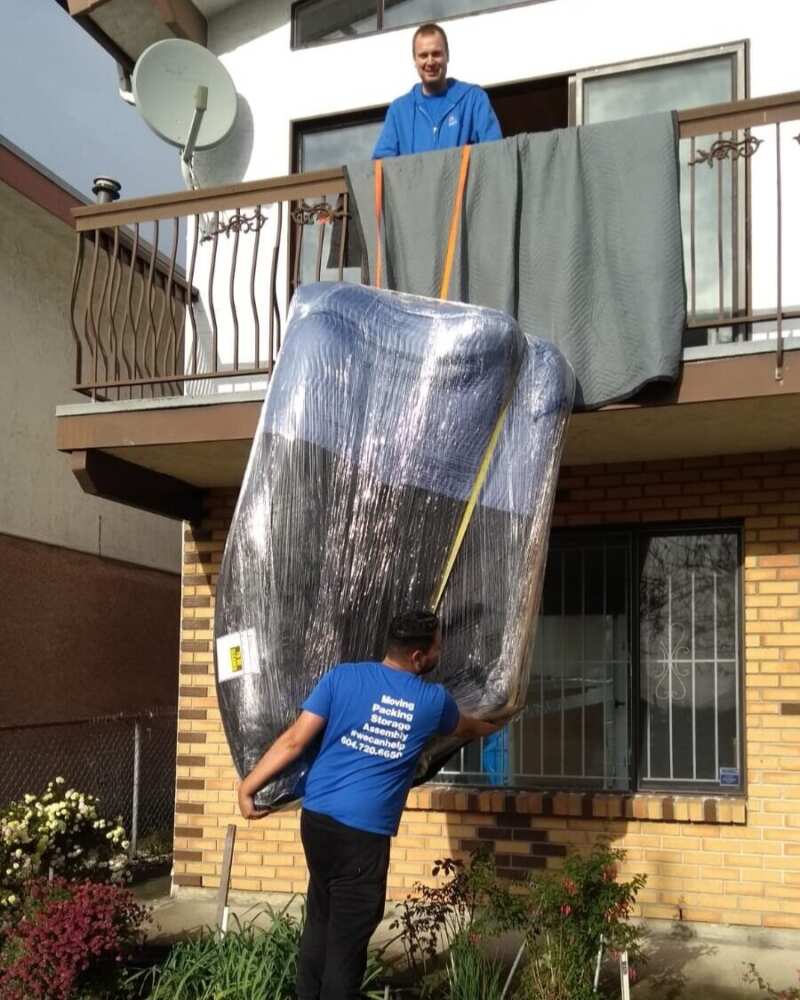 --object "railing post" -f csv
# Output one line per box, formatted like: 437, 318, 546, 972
129, 718, 141, 860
